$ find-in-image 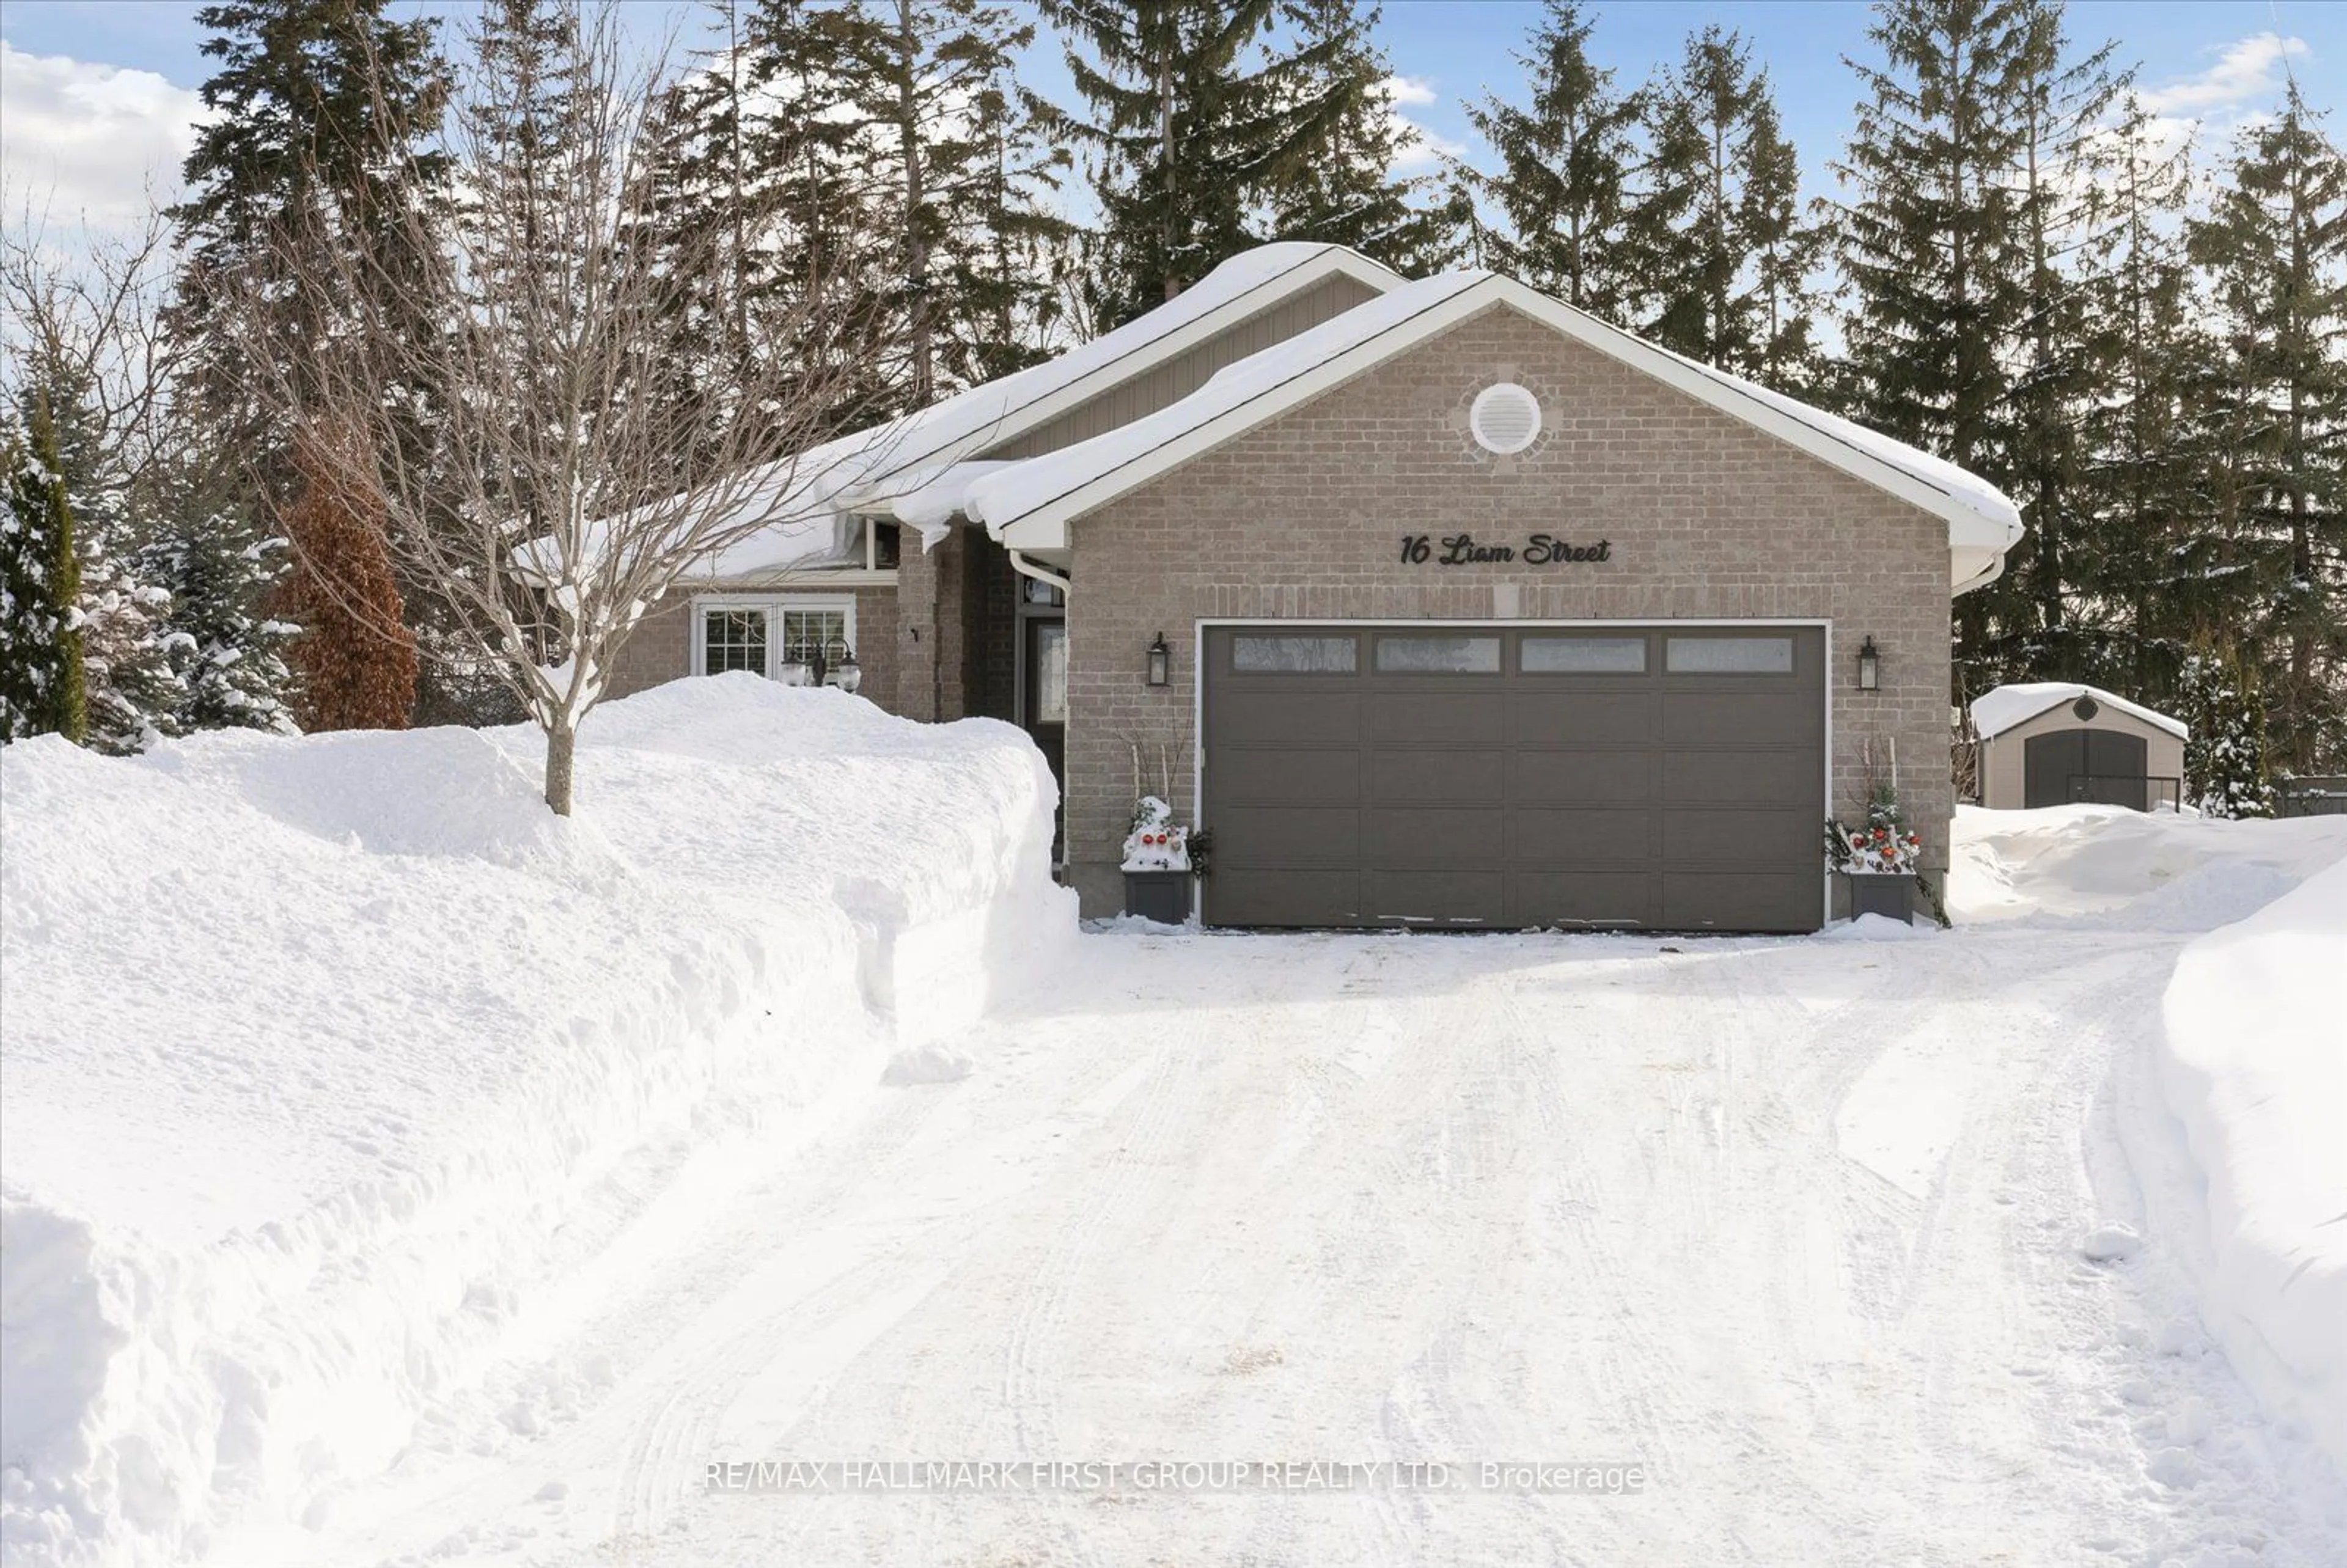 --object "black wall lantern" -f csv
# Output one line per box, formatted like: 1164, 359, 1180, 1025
1146, 632, 1171, 687
1857, 635, 1881, 692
